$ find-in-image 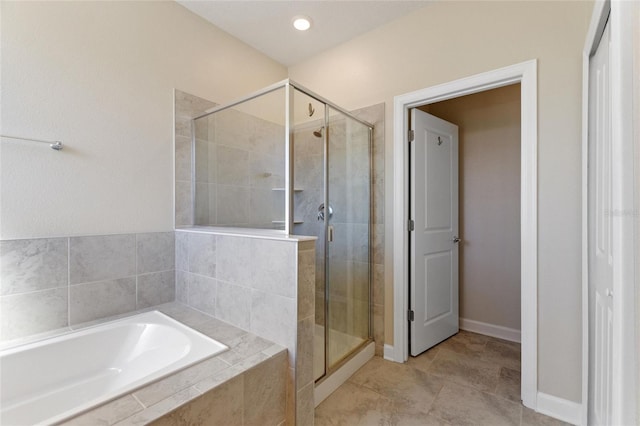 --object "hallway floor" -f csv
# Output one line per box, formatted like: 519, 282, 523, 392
315, 330, 570, 426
